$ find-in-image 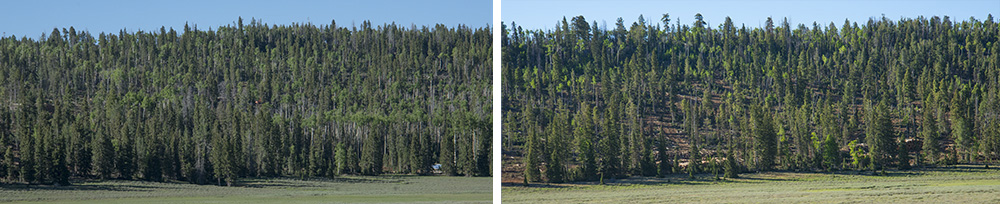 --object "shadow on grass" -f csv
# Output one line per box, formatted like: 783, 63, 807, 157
917, 165, 997, 173
502, 175, 742, 188
0, 182, 162, 192
518, 183, 571, 188
504, 164, 1000, 189
239, 175, 413, 188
